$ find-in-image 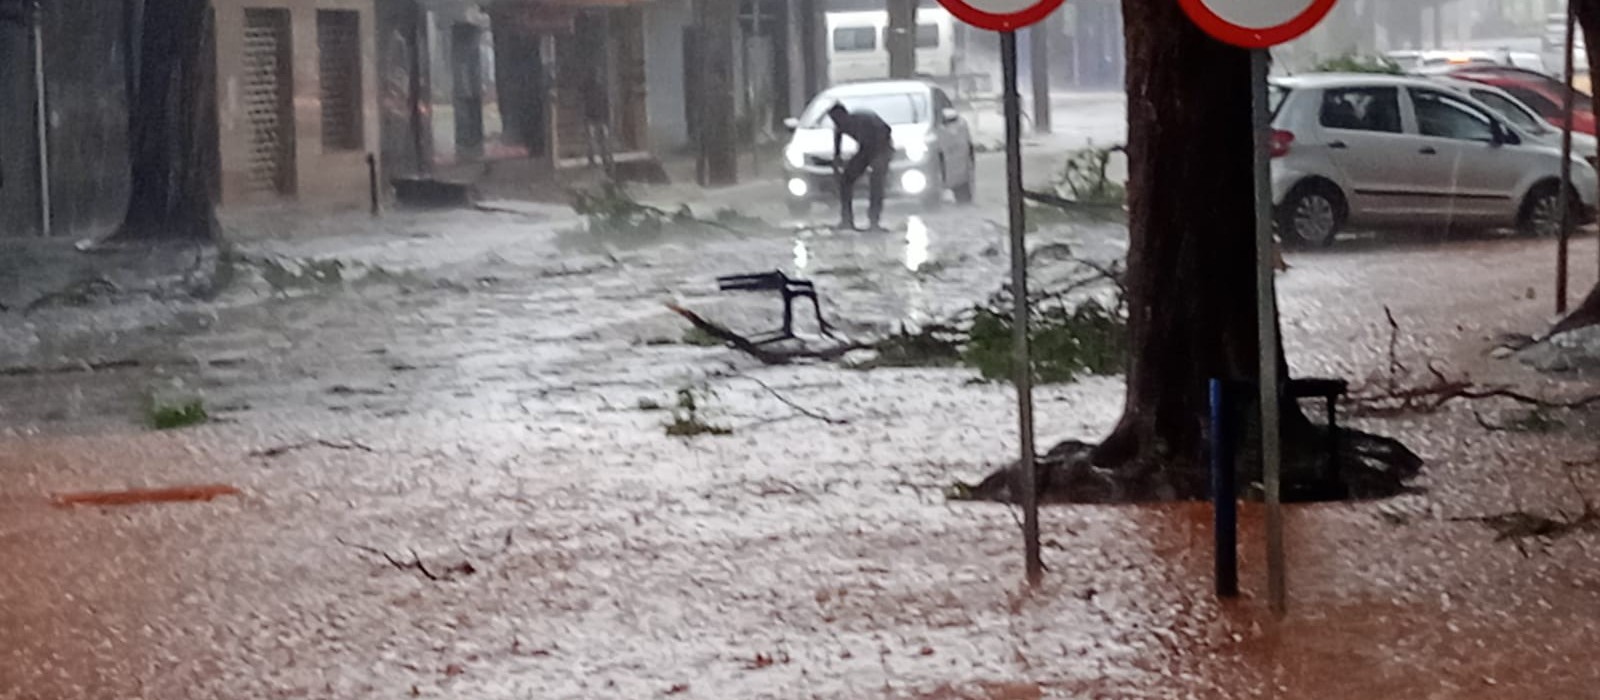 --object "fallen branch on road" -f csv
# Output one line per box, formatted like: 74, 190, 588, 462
665, 304, 868, 365
335, 537, 476, 582
1349, 309, 1600, 416
1449, 468, 1599, 554
731, 372, 850, 426
1350, 378, 1600, 416
249, 439, 376, 458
